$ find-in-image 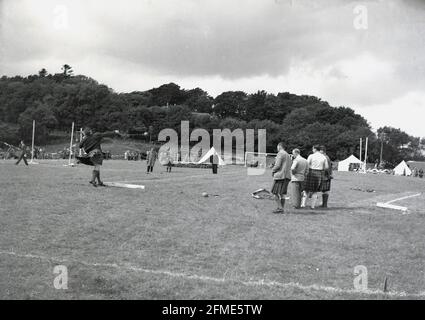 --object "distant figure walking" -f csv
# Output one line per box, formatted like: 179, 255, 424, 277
147, 147, 158, 173
15, 141, 29, 166
210, 153, 219, 174
165, 147, 173, 173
